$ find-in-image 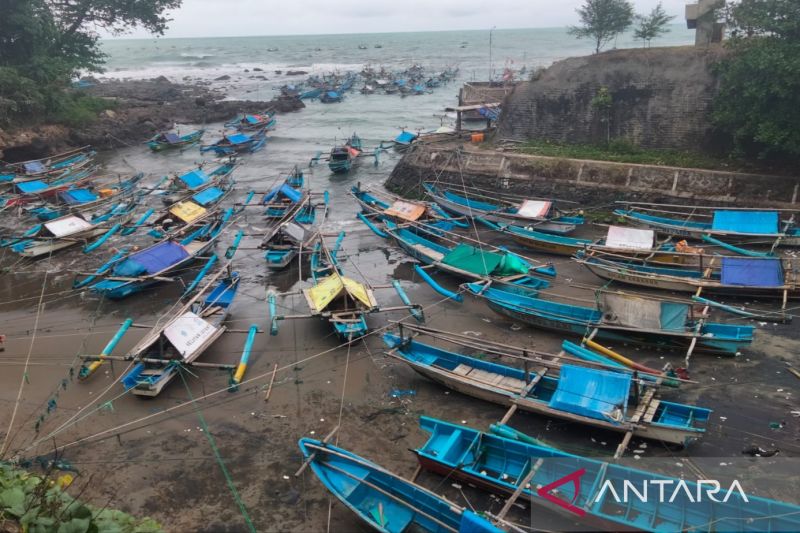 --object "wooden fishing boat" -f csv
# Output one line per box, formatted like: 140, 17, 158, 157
146, 130, 204, 152
351, 183, 466, 230
384, 330, 709, 446
328, 134, 363, 173
0, 146, 96, 184
320, 90, 344, 103
414, 417, 800, 533
482, 220, 702, 265
299, 88, 323, 100
464, 282, 754, 355
576, 251, 800, 299
79, 207, 235, 299
268, 233, 423, 340
118, 270, 241, 396
0, 168, 97, 209
298, 438, 508, 533
200, 129, 267, 155
261, 181, 309, 220
262, 192, 329, 269
160, 161, 237, 205
423, 183, 583, 235
382, 220, 555, 293
2, 198, 142, 259
615, 202, 800, 246
224, 112, 276, 132
25, 172, 145, 221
